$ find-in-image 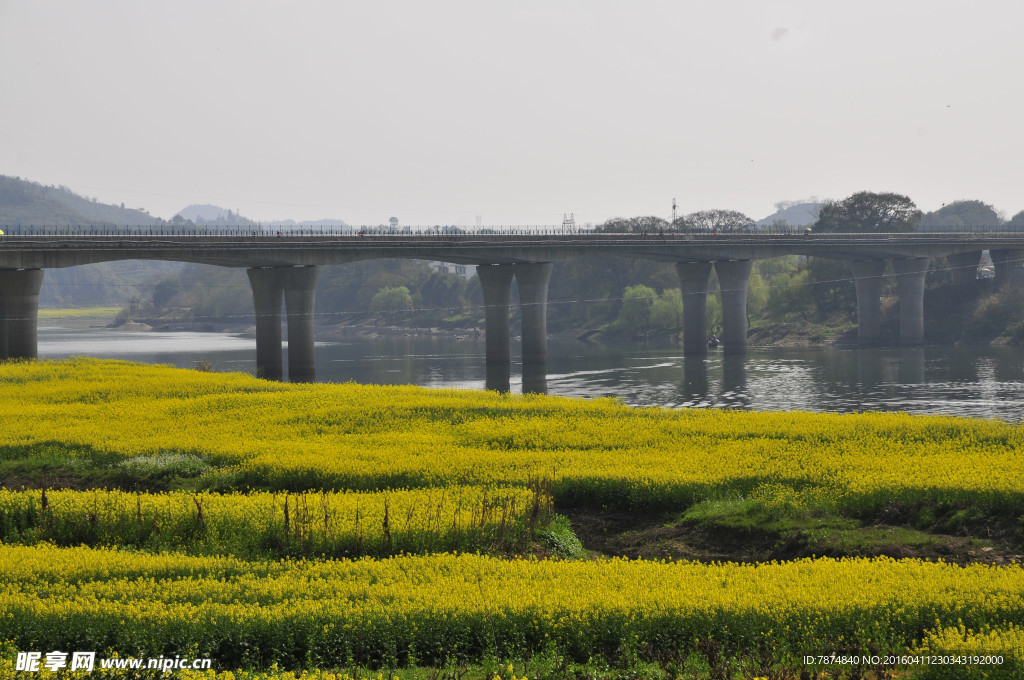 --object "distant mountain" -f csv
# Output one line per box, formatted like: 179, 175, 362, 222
0, 176, 356, 309
175, 204, 254, 225
0, 175, 159, 227
175, 204, 351, 230
0, 175, 185, 308
266, 218, 351, 230
757, 201, 824, 229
